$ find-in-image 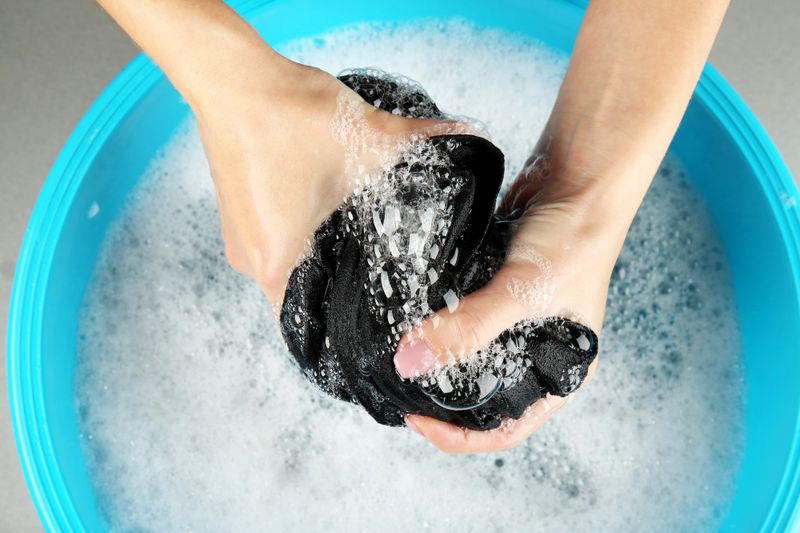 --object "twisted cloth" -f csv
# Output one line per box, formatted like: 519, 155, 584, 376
279, 71, 598, 431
